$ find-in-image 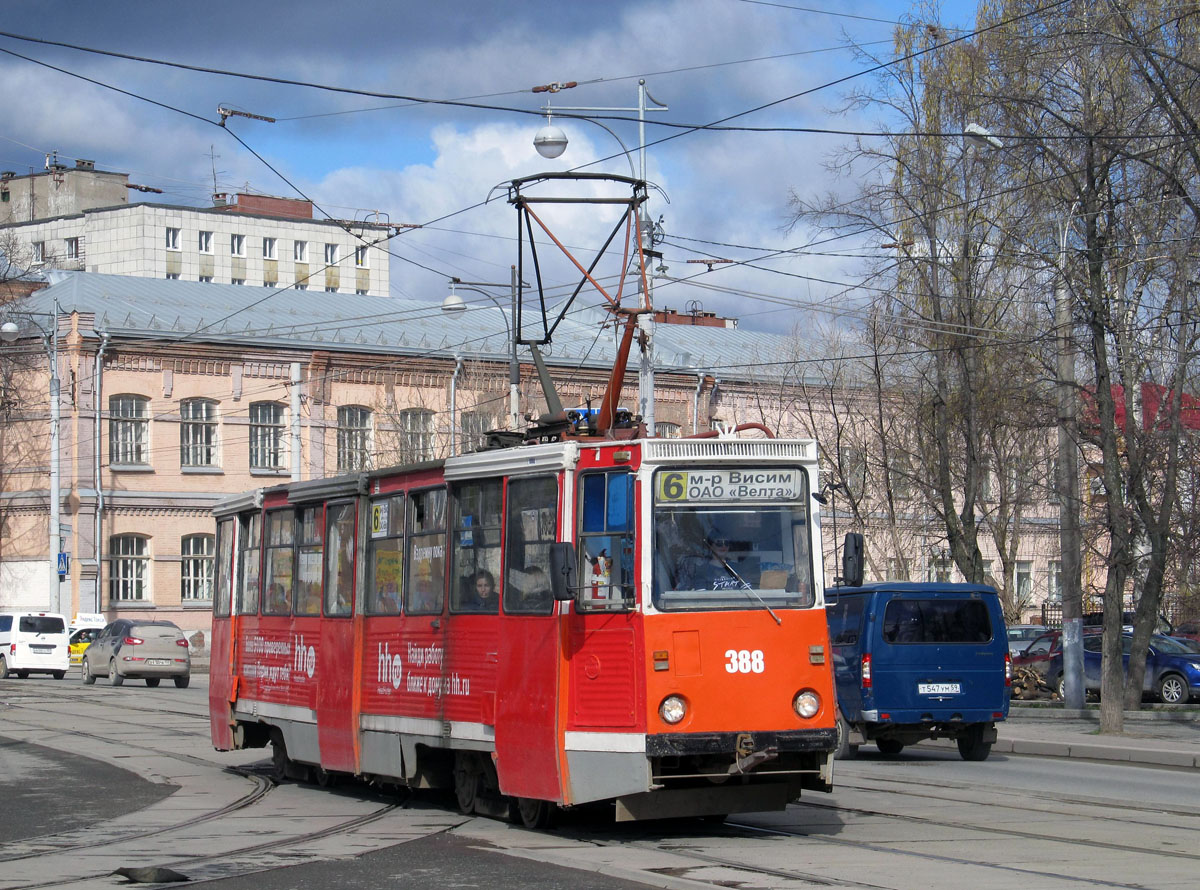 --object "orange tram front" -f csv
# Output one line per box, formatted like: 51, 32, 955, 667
209, 436, 837, 825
